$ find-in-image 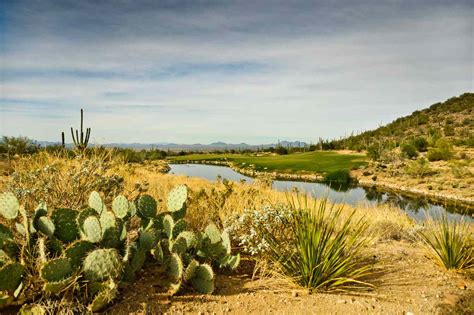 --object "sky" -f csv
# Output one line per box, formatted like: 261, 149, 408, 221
0, 0, 472, 144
